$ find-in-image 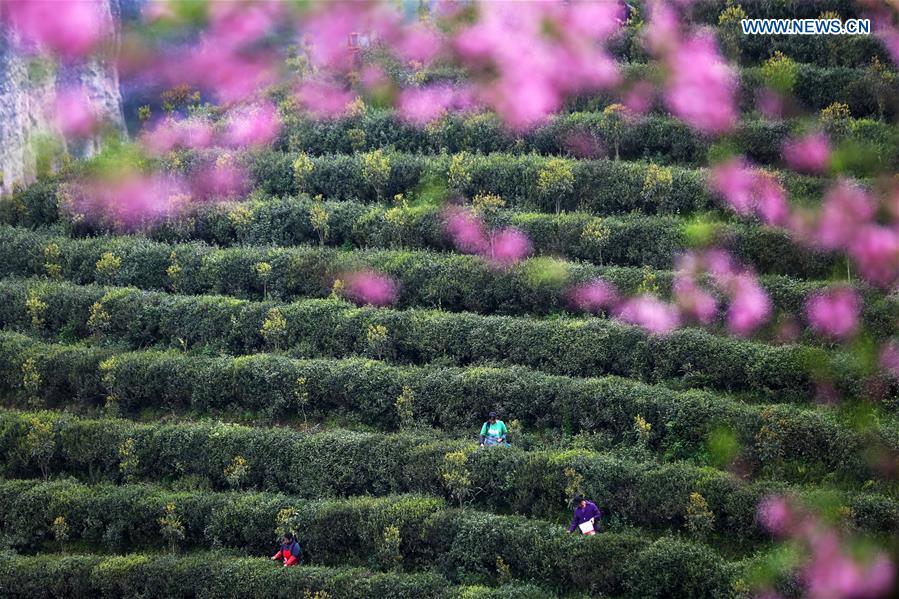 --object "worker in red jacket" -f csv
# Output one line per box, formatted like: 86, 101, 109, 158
271, 532, 301, 566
